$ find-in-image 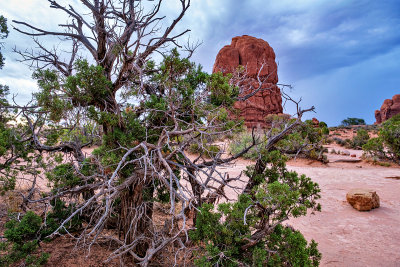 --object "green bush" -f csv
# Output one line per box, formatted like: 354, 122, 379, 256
189, 142, 221, 158
275, 119, 329, 162
229, 132, 262, 159
1, 211, 50, 266
363, 114, 400, 163
0, 198, 82, 266
190, 151, 321, 266
229, 118, 329, 162
350, 128, 370, 149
